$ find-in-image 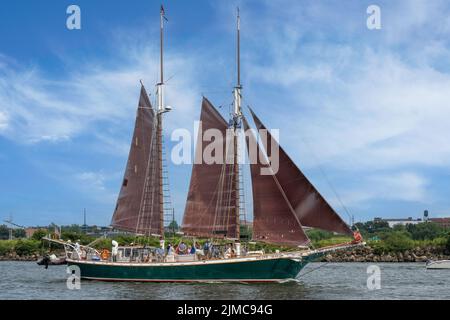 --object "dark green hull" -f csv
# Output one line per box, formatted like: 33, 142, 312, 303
68, 255, 320, 282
